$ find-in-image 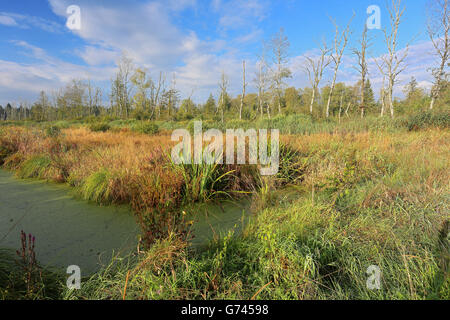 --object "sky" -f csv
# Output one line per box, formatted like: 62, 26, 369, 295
0, 0, 439, 107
